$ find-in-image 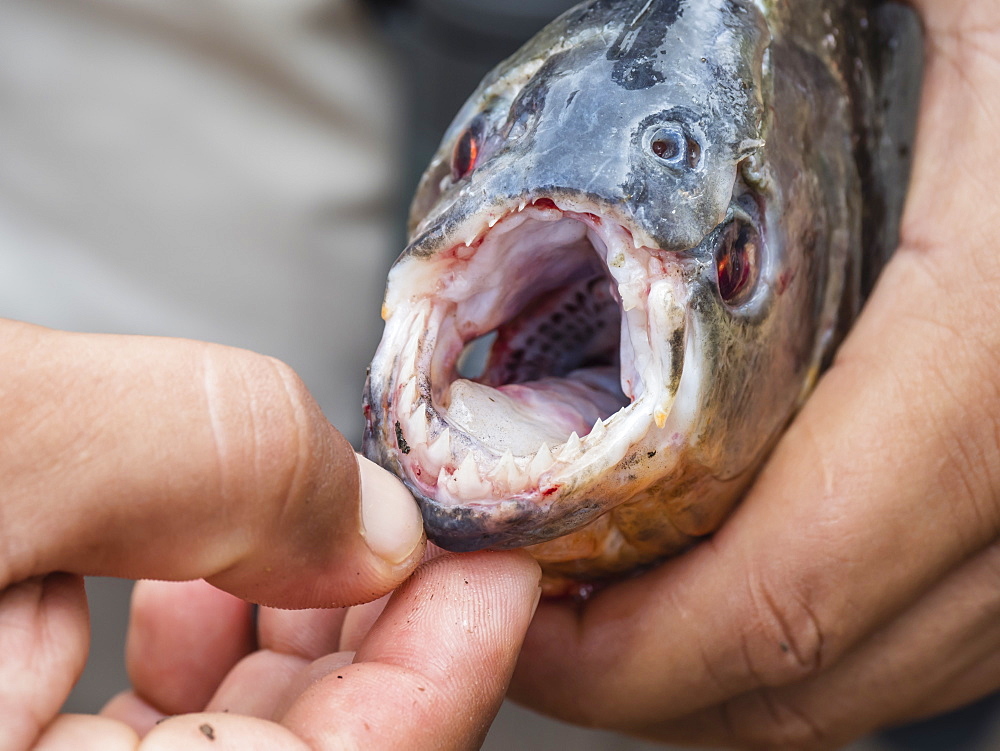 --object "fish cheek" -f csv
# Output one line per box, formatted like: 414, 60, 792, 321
686, 283, 777, 475
613, 462, 741, 543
